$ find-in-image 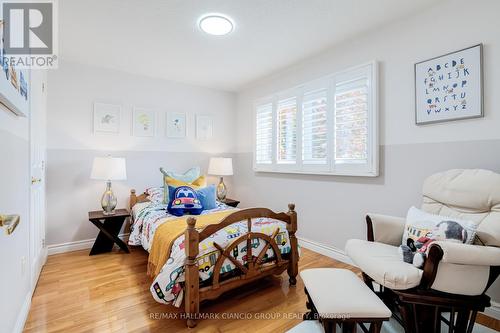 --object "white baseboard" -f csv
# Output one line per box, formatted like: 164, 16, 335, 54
15, 248, 49, 333
298, 237, 355, 266
31, 247, 48, 289
13, 292, 31, 333
47, 233, 129, 255
483, 300, 500, 320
